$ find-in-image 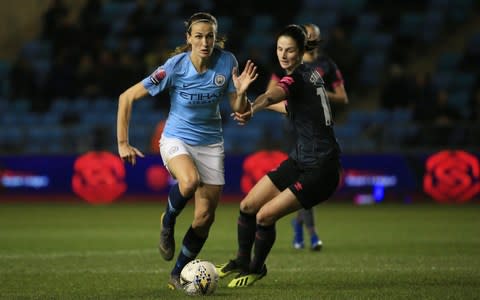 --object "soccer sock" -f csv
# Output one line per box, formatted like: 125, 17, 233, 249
302, 208, 317, 236
236, 210, 256, 269
250, 223, 276, 273
163, 183, 192, 228
171, 226, 207, 276
293, 211, 304, 243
